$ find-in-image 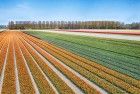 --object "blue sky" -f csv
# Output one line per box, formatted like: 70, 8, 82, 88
0, 0, 140, 24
